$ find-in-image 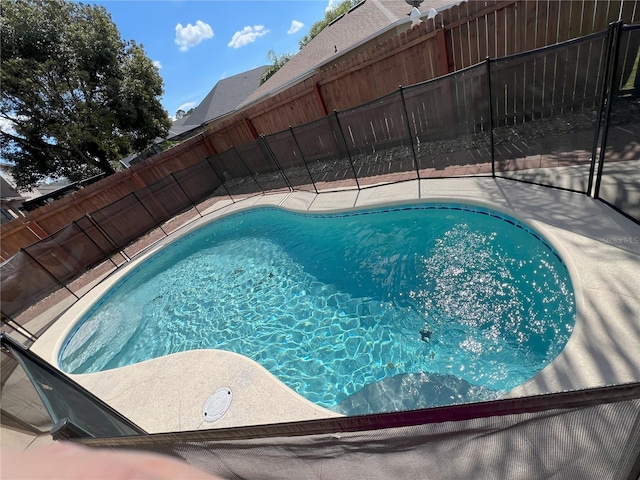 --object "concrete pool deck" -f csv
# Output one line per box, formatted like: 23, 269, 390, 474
29, 177, 640, 434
